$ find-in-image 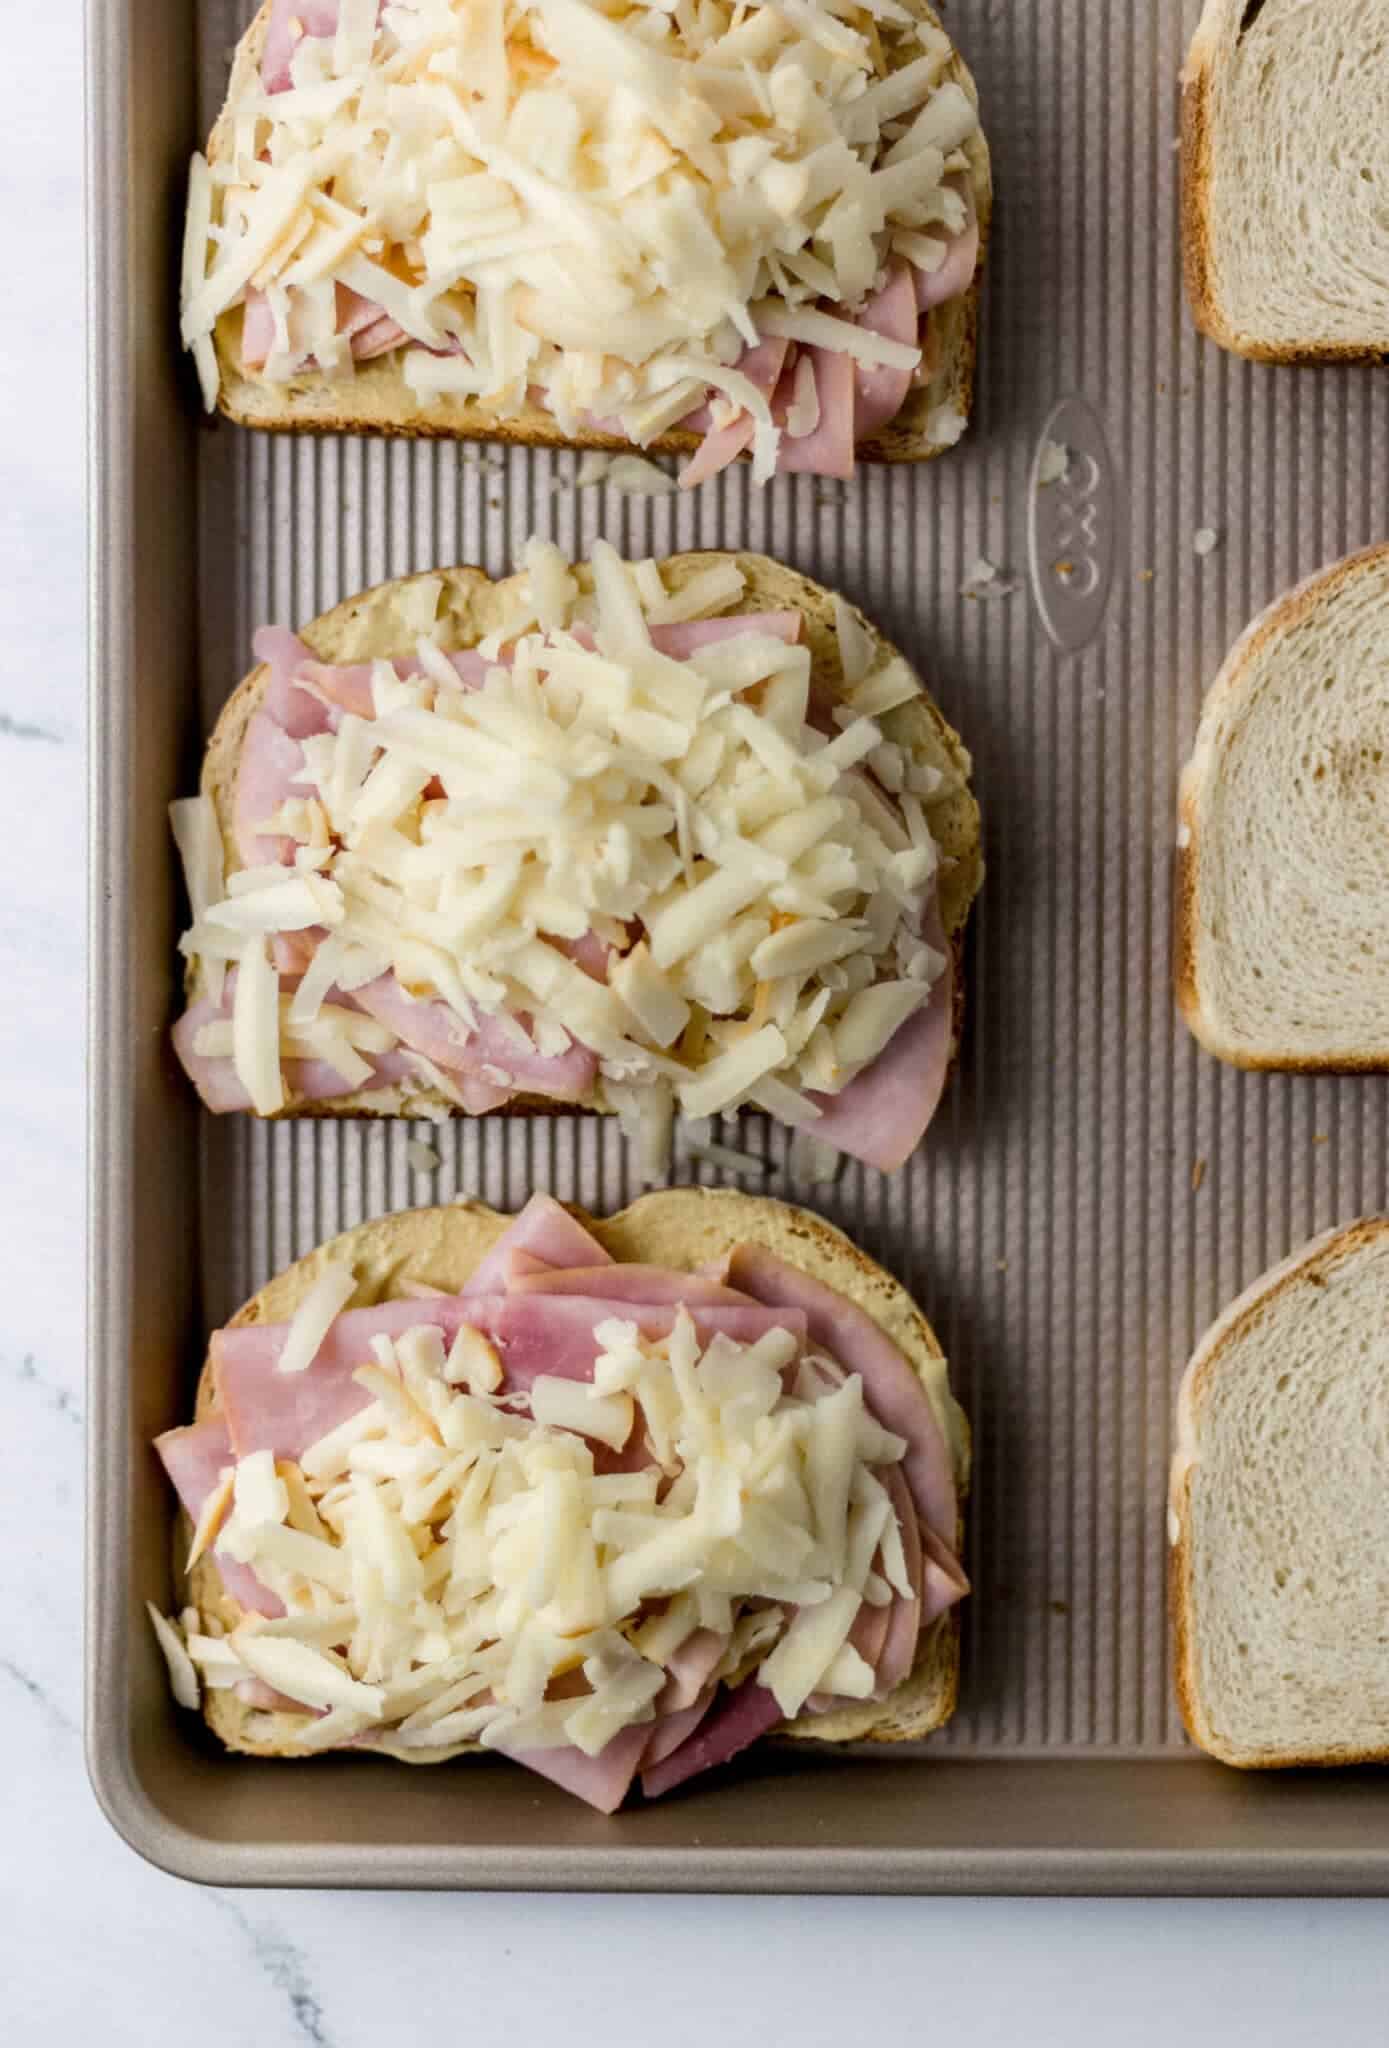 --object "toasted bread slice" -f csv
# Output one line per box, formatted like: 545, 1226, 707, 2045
1170, 1218, 1389, 1768
205, 1, 991, 463
1176, 543, 1389, 1070
1182, 0, 1389, 362
181, 1188, 970, 1761
189, 550, 982, 1123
